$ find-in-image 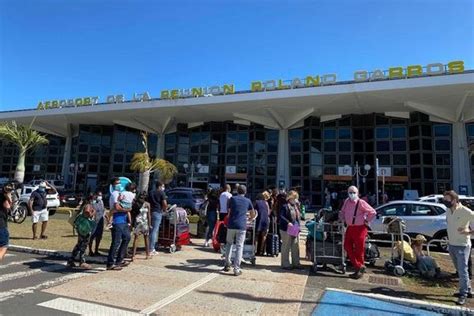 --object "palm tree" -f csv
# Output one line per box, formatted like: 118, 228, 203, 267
130, 132, 177, 193
0, 121, 49, 183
